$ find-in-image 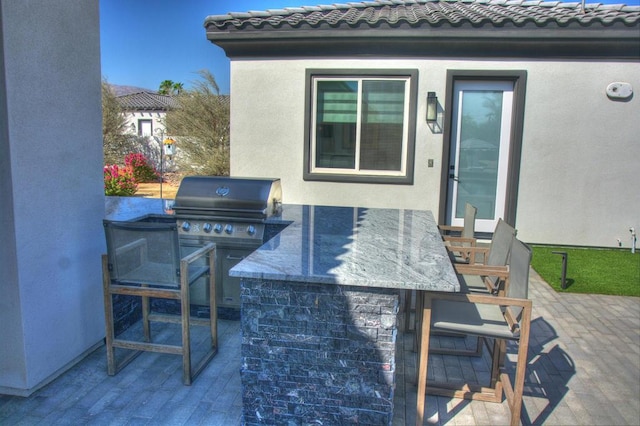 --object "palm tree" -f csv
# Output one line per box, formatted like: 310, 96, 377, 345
159, 80, 184, 95
172, 82, 184, 95
158, 80, 174, 95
